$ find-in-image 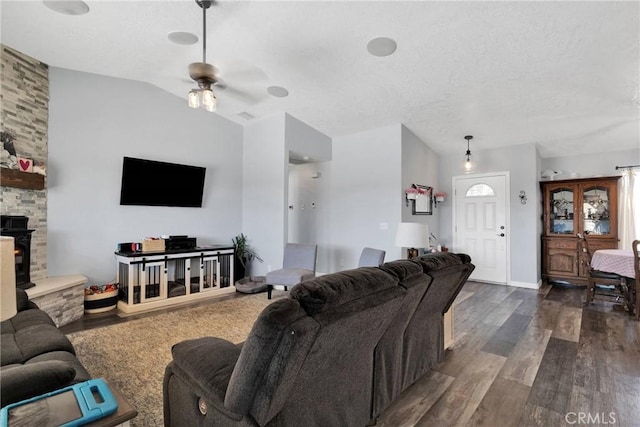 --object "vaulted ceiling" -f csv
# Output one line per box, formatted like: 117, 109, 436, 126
2, 1, 638, 158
